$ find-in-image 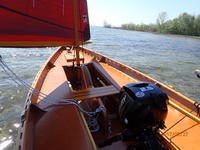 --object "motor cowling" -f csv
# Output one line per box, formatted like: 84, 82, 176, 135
119, 82, 168, 134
